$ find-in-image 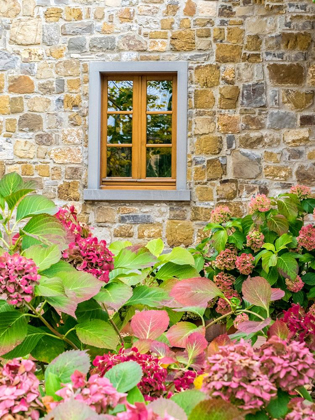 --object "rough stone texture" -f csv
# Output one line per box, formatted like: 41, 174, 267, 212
0, 0, 313, 245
